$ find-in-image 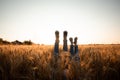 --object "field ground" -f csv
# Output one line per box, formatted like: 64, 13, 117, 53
0, 44, 120, 80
